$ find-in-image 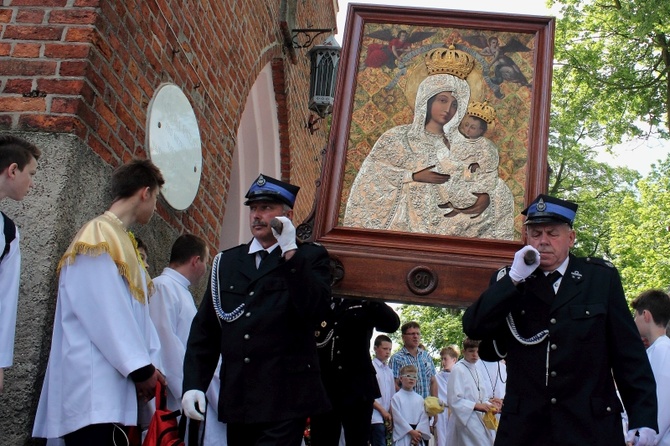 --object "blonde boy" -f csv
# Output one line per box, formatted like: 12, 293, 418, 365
391, 364, 432, 446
